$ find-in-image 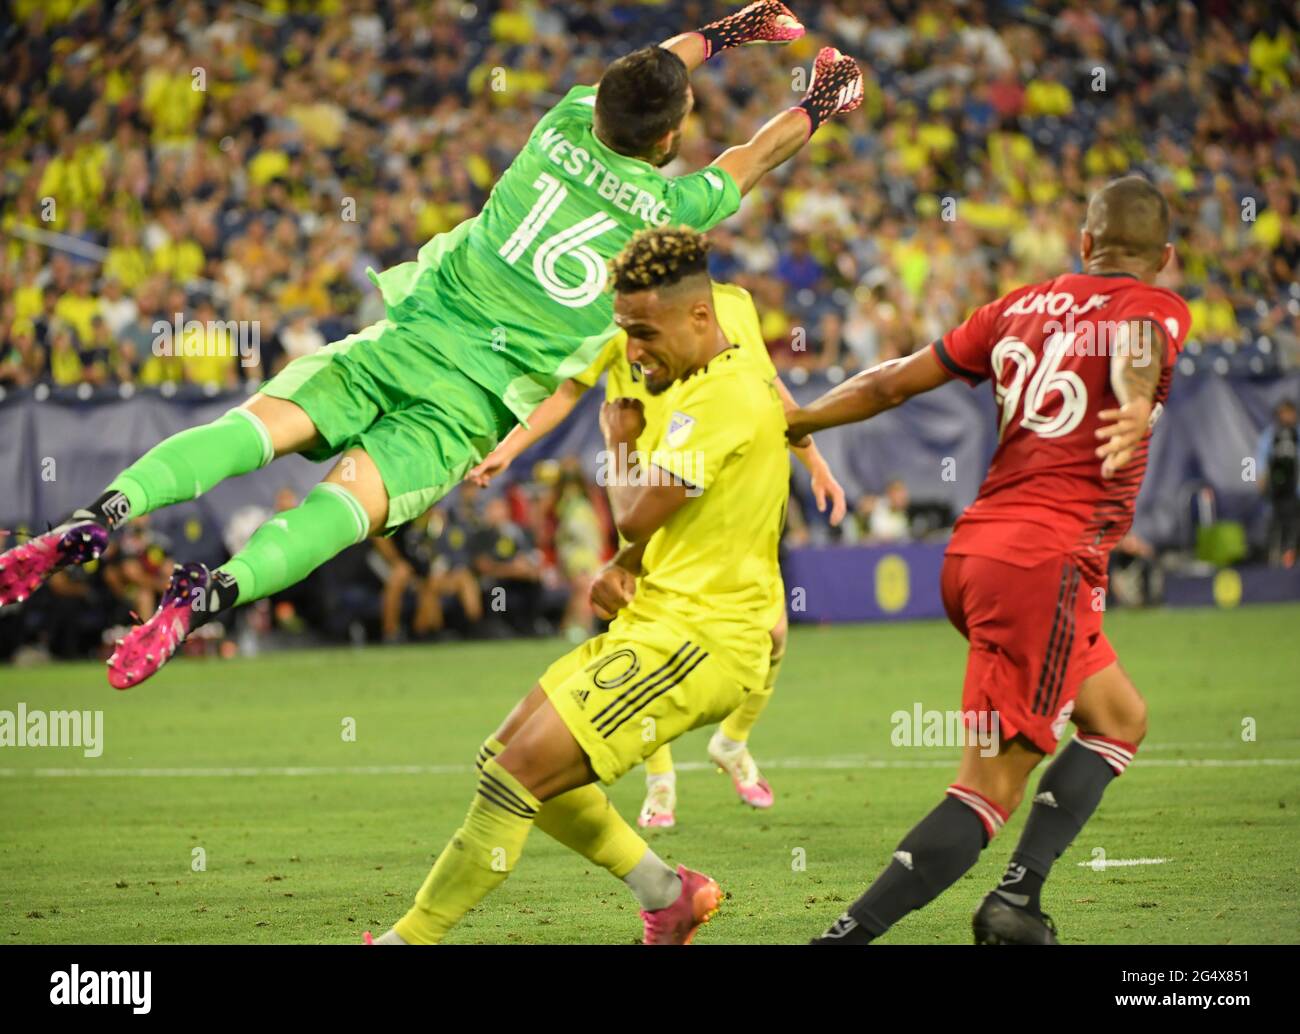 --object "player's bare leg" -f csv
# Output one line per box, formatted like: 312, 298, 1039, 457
379, 557, 413, 641
1071, 661, 1148, 746
453, 568, 483, 624
812, 735, 1044, 945
411, 575, 444, 636
953, 735, 1045, 815
240, 394, 325, 458
107, 446, 389, 688
372, 685, 722, 945
976, 660, 1146, 944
